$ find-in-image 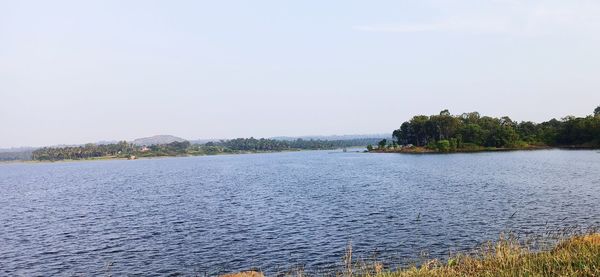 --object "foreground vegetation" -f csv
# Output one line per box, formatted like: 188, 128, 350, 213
378, 233, 600, 277
227, 232, 600, 277
30, 137, 381, 161
369, 106, 600, 153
